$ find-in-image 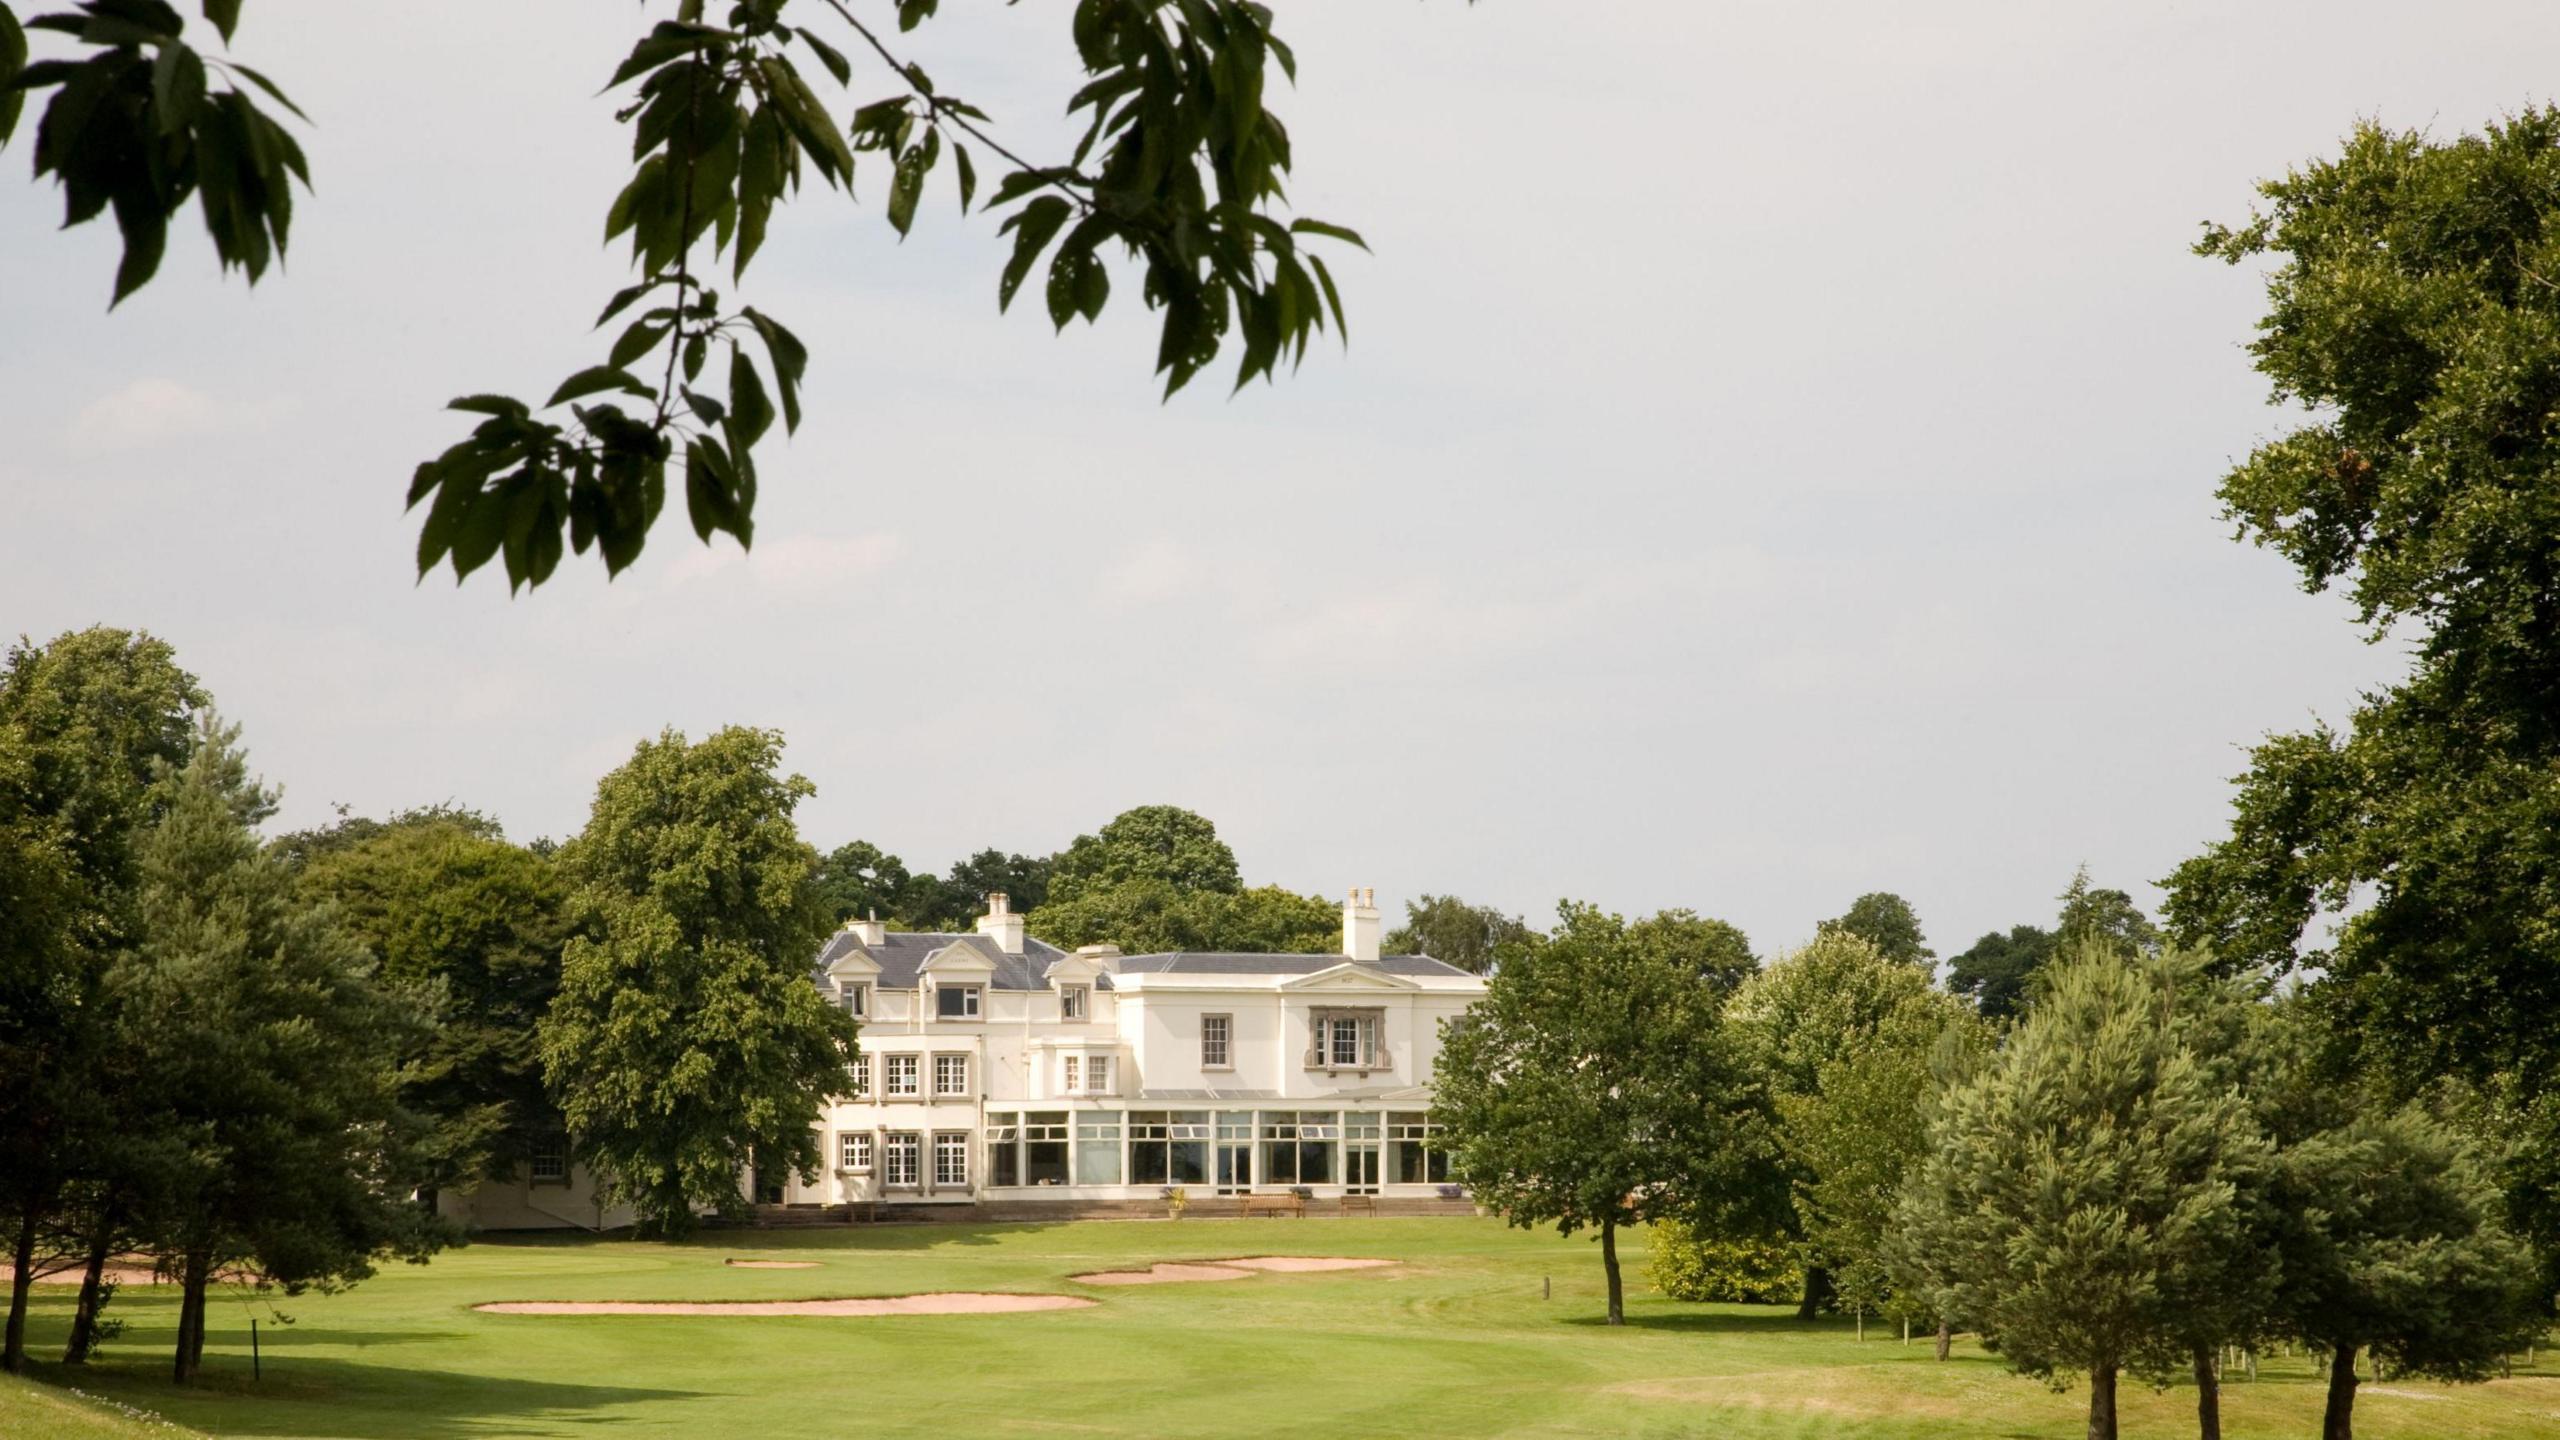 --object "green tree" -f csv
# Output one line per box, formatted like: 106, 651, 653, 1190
295, 815, 570, 1192
1729, 929, 1943, 1318
539, 726, 857, 1237
1888, 945, 2270, 1440
121, 718, 448, 1382
1383, 893, 1539, 975
811, 838, 909, 925
1047, 804, 1240, 903
2054, 866, 2157, 957
940, 847, 1055, 918
2170, 110, 2560, 1288
1030, 878, 1334, 954
1, 0, 1389, 589
1821, 892, 1932, 966
1433, 902, 1776, 1325
0, 627, 204, 1374
1946, 924, 2055, 1022
1627, 908, 1755, 995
